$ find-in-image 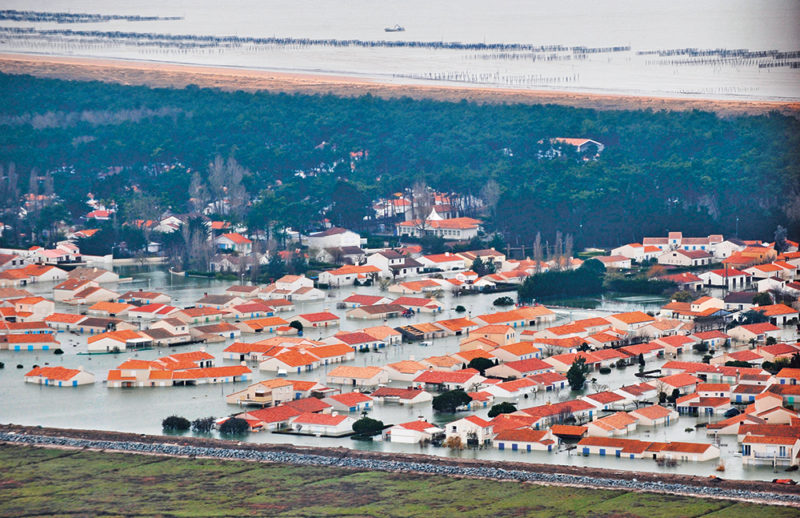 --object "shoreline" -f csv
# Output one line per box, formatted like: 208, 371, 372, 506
1, 53, 799, 116
1, 424, 798, 506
